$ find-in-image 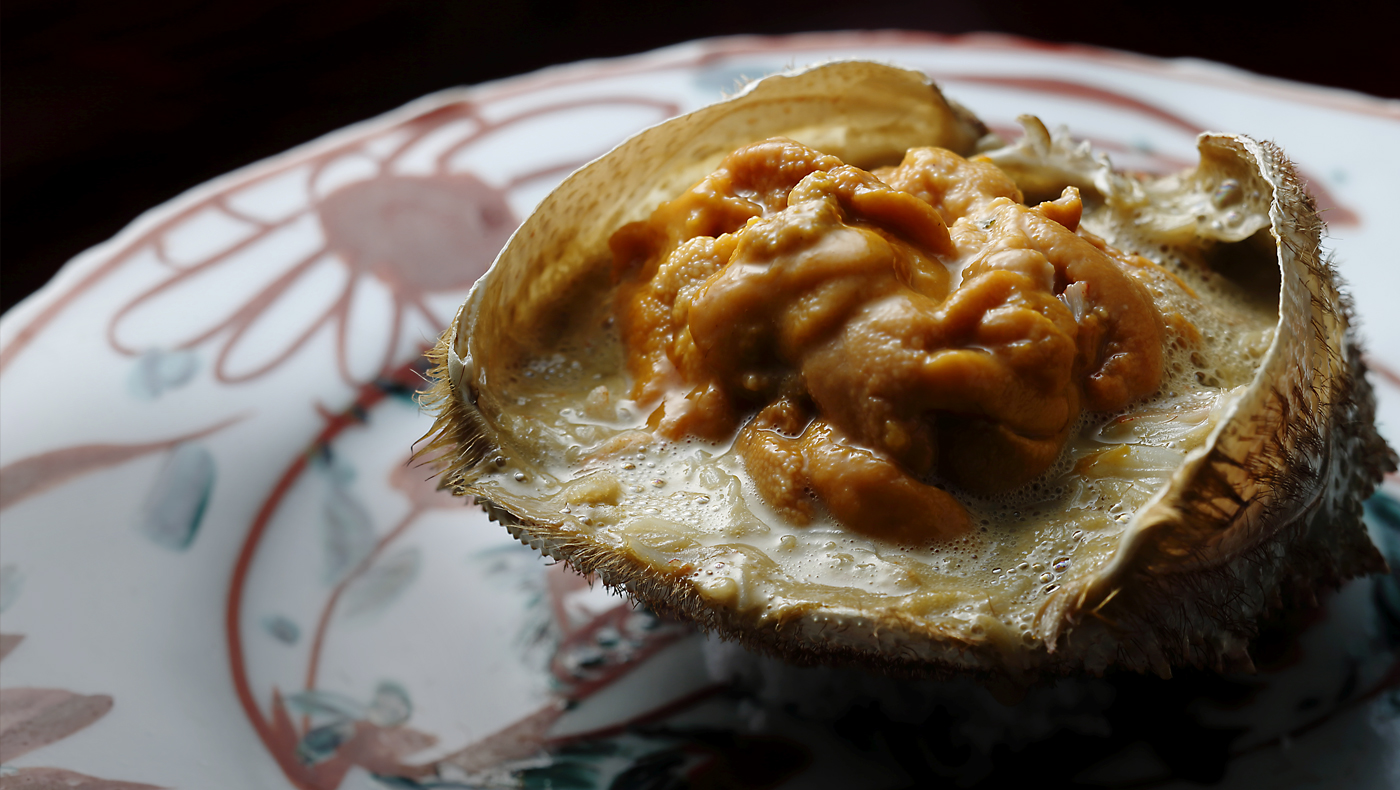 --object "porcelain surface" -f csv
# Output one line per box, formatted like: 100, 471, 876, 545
1, 32, 1398, 789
